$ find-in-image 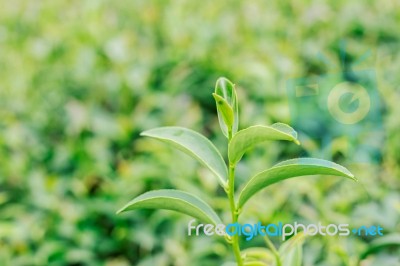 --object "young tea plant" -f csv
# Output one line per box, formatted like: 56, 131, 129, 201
117, 78, 357, 266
